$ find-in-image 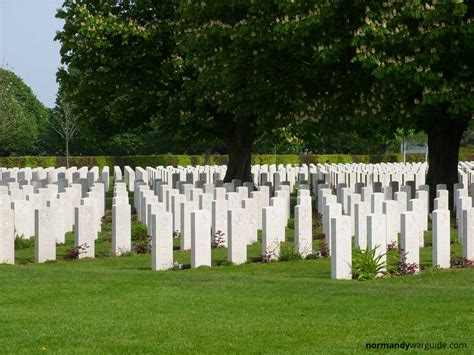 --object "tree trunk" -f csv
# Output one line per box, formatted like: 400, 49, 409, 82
223, 119, 253, 183
66, 138, 69, 169
426, 118, 468, 210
